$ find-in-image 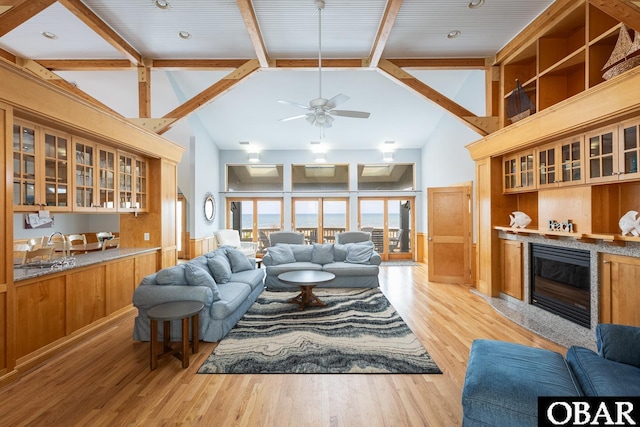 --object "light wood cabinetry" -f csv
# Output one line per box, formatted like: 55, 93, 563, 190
585, 120, 640, 184
500, 3, 620, 127
73, 139, 118, 212
503, 150, 535, 193
14, 251, 158, 367
13, 120, 71, 211
536, 136, 584, 189
600, 253, 640, 326
118, 151, 147, 212
500, 239, 523, 300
